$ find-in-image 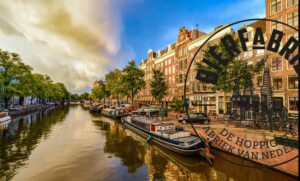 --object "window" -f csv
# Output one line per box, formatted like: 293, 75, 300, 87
165, 68, 168, 75
287, 32, 299, 41
179, 61, 182, 70
244, 30, 252, 40
287, 0, 298, 8
179, 74, 183, 83
203, 85, 207, 91
256, 49, 265, 55
191, 83, 194, 92
287, 11, 298, 28
169, 77, 172, 84
271, 57, 282, 71
196, 83, 200, 92
288, 75, 298, 89
257, 76, 263, 86
172, 65, 175, 73
183, 59, 187, 69
289, 97, 298, 111
243, 47, 253, 58
172, 57, 175, 63
183, 46, 187, 55
165, 60, 167, 66
288, 54, 299, 69
273, 77, 283, 90
169, 59, 171, 64
178, 48, 182, 57
271, 0, 281, 15
172, 76, 175, 83
169, 67, 171, 74
271, 17, 282, 31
